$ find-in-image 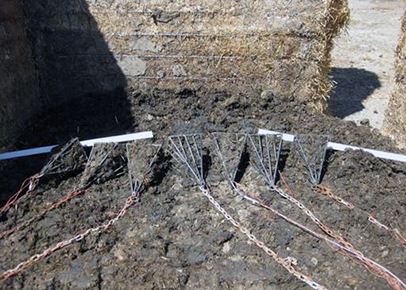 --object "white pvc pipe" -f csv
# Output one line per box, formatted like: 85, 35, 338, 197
0, 131, 154, 161
258, 128, 406, 163
258, 129, 295, 142
79, 131, 153, 146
